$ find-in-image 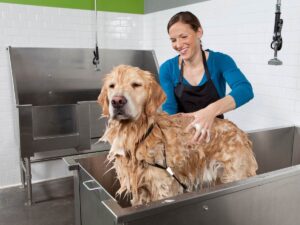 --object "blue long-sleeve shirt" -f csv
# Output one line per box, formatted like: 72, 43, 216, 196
159, 49, 254, 115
